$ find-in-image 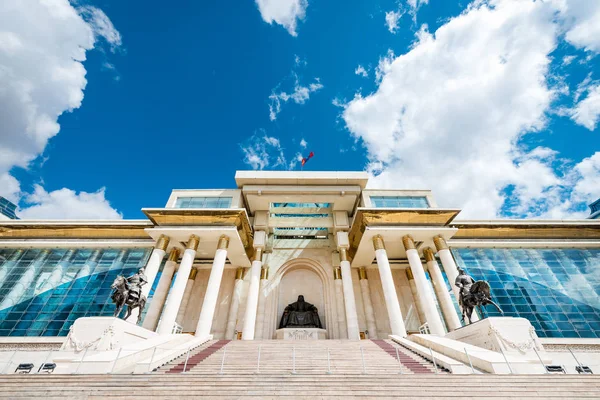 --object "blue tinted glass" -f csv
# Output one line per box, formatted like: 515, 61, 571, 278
370, 196, 430, 208
452, 247, 600, 339
0, 247, 151, 337
174, 196, 233, 209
